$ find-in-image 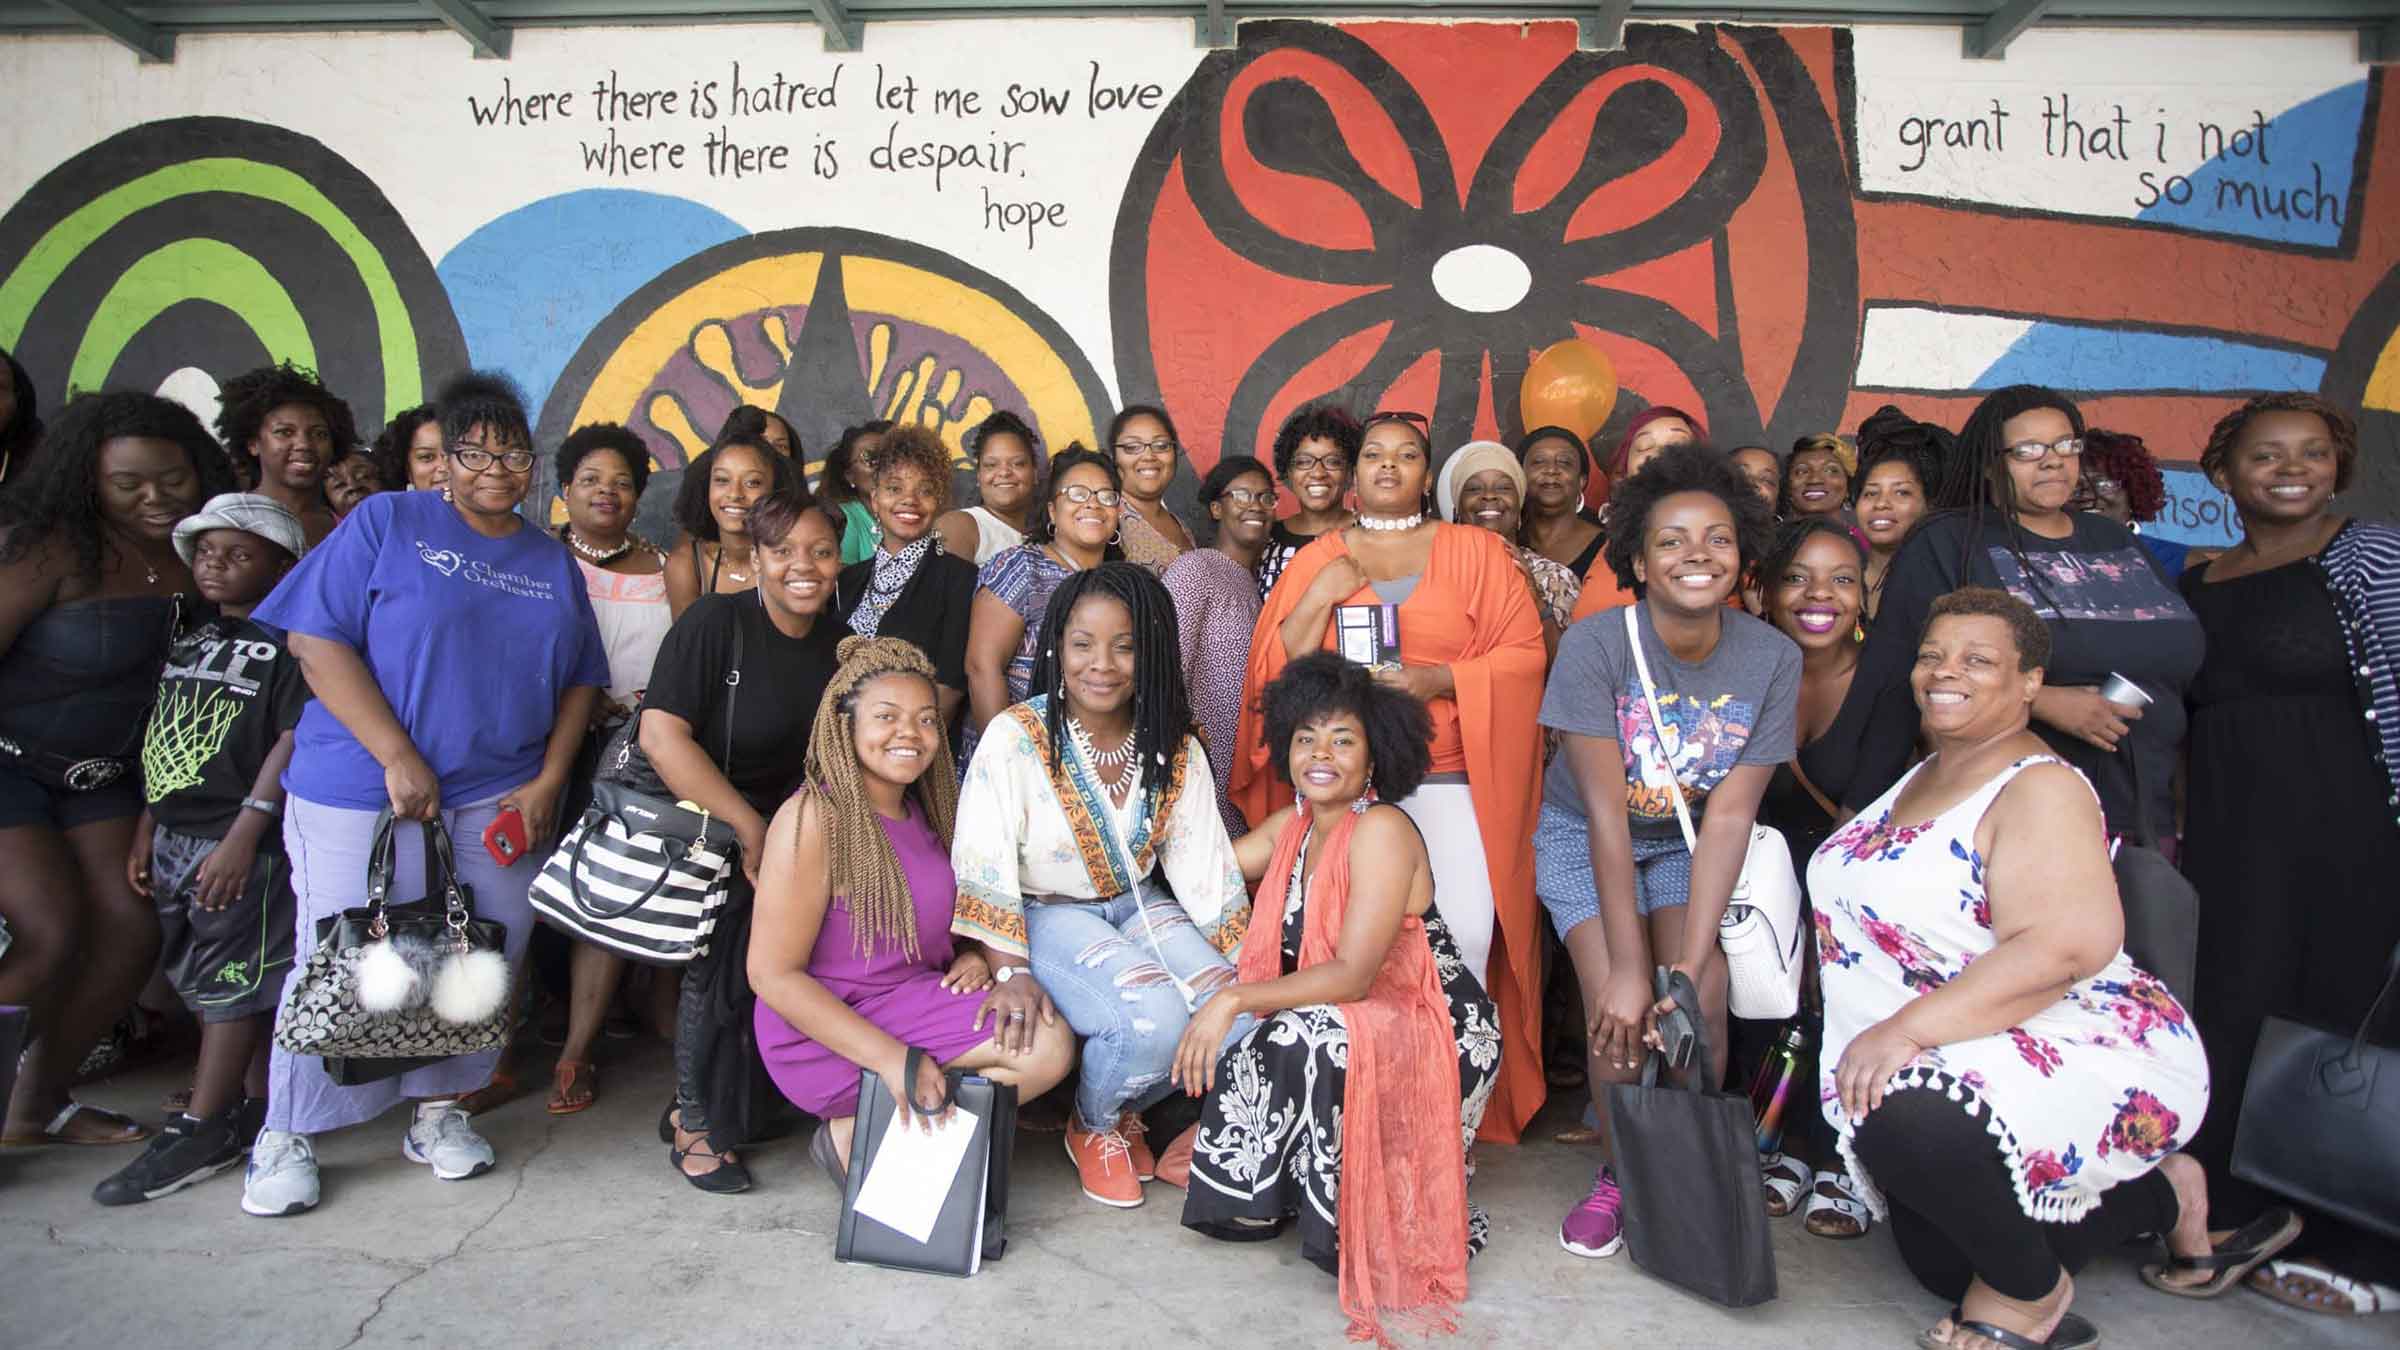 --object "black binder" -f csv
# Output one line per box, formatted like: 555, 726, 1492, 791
835, 1052, 1016, 1278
